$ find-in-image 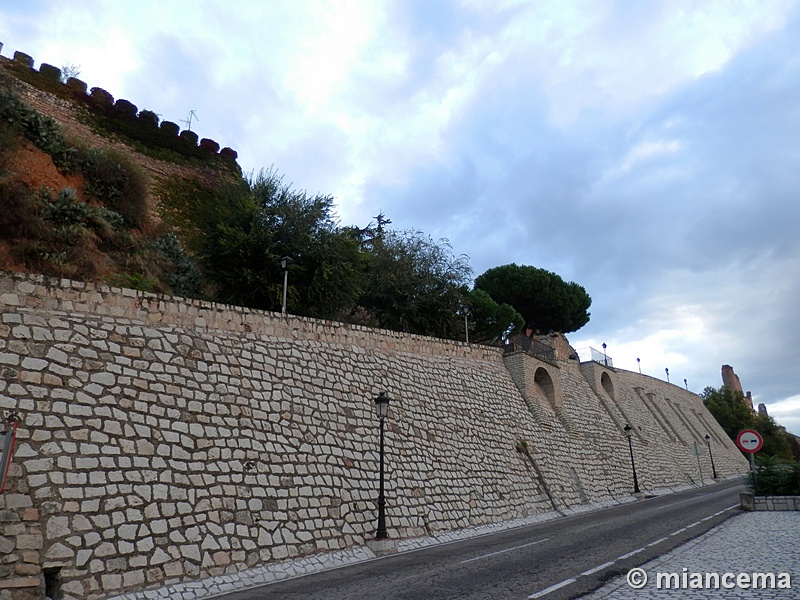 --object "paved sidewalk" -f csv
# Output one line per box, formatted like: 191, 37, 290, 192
582, 511, 800, 599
